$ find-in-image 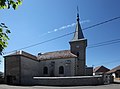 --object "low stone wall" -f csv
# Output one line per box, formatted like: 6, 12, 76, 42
33, 76, 104, 86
